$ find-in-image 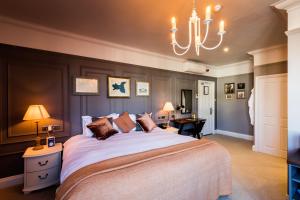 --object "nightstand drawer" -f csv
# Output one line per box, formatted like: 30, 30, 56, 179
25, 166, 60, 187
26, 153, 60, 172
